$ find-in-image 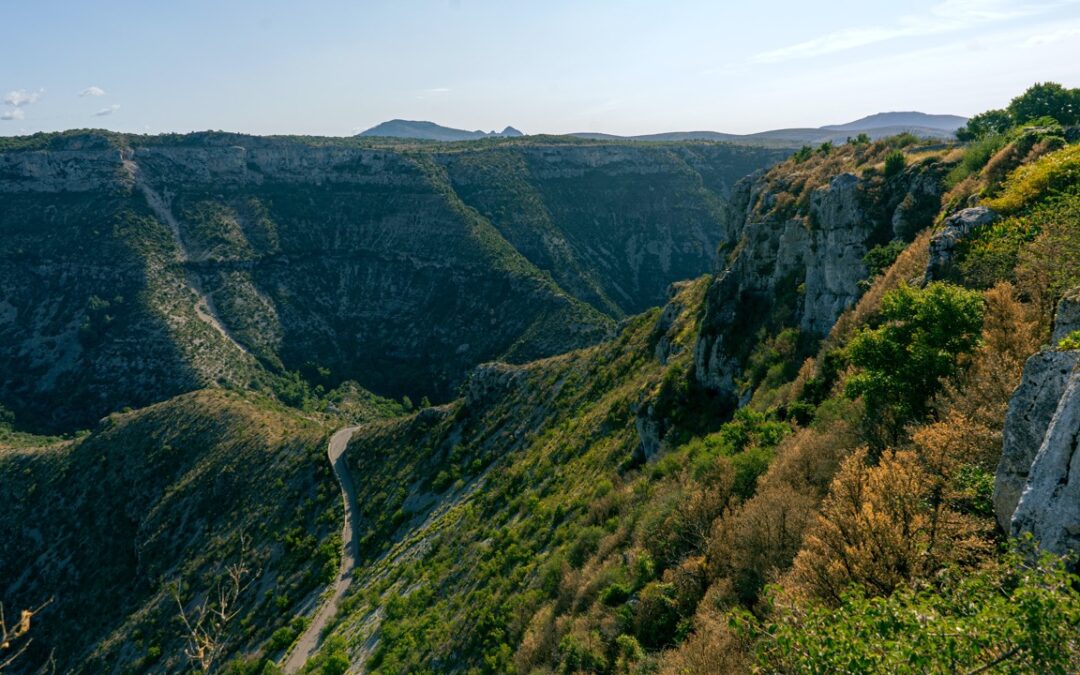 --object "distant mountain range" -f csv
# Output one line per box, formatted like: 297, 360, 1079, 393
357, 119, 524, 141
573, 112, 968, 146
357, 112, 967, 146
